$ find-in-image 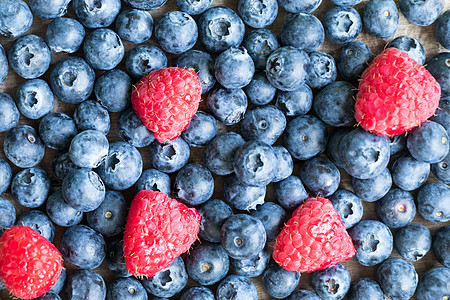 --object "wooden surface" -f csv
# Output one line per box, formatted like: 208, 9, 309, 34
1, 0, 449, 299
